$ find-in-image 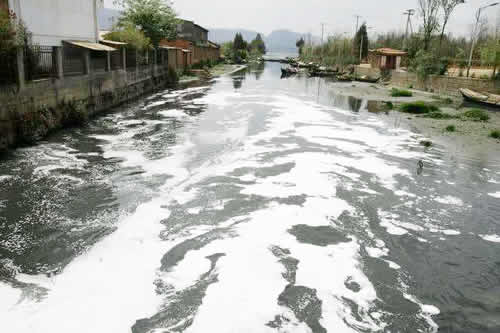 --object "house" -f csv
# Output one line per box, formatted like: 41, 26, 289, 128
177, 19, 208, 43
368, 48, 407, 70
7, 0, 104, 46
